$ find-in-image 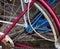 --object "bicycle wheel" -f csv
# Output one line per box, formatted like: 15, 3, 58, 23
0, 0, 59, 49
0, 0, 45, 49
27, 1, 59, 42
